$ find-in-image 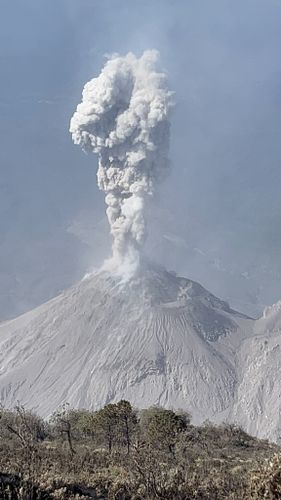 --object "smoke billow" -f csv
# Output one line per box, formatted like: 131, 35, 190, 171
70, 50, 174, 278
